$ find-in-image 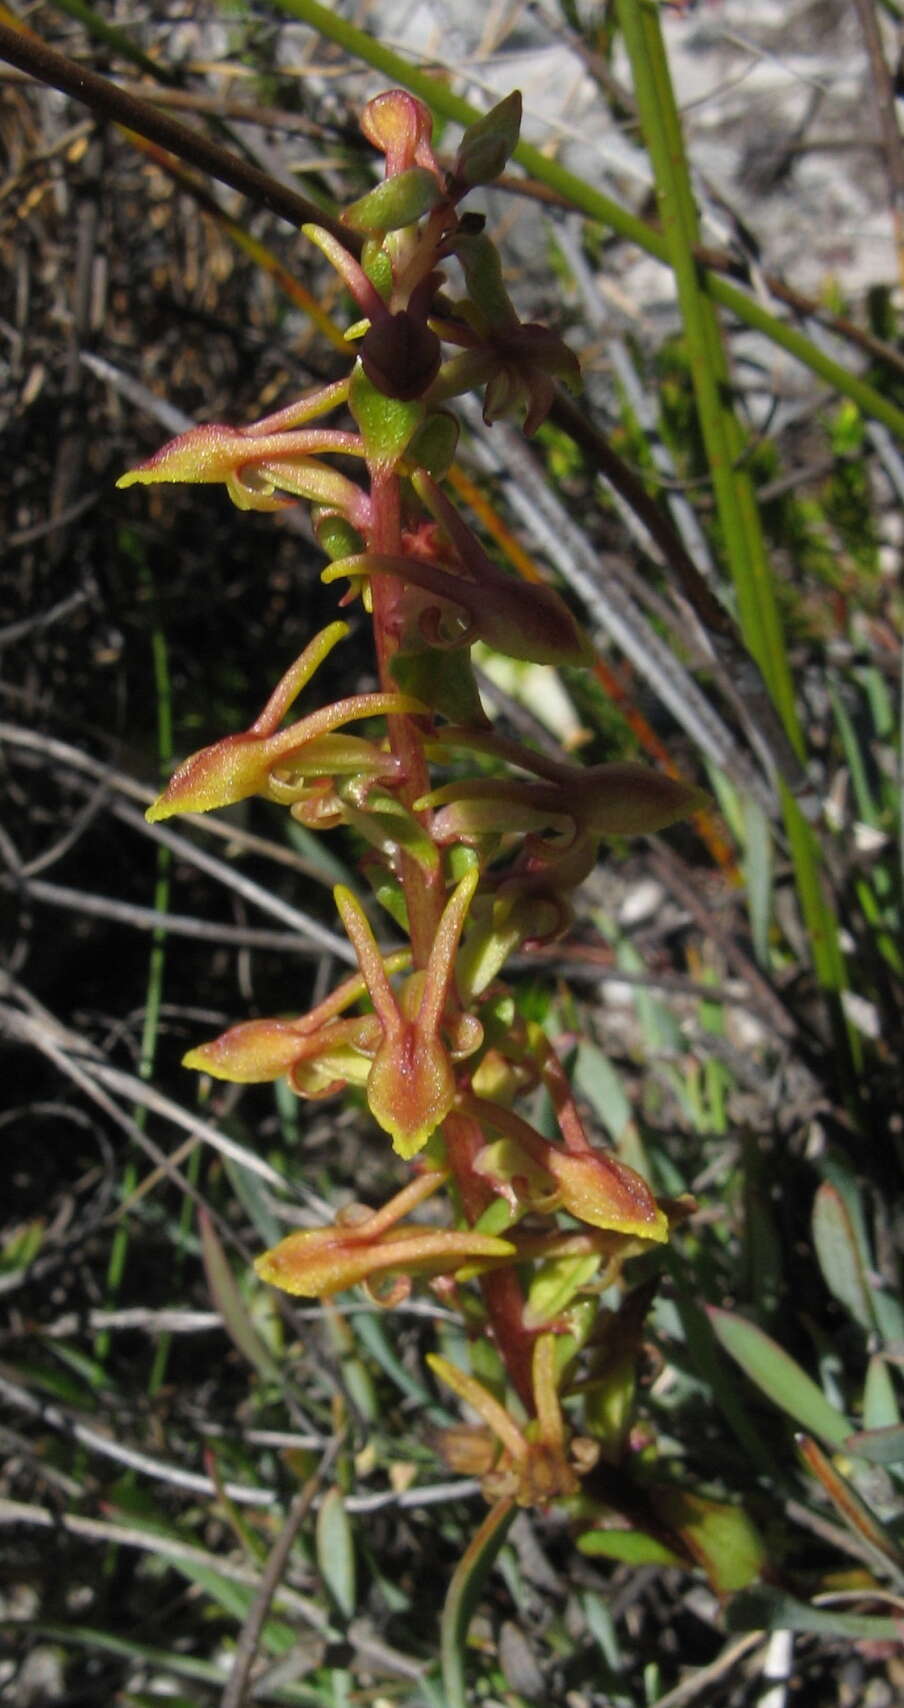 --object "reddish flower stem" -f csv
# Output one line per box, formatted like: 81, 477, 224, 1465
367, 466, 446, 967
367, 465, 535, 1413
541, 1045, 594, 1154
442, 1109, 536, 1414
